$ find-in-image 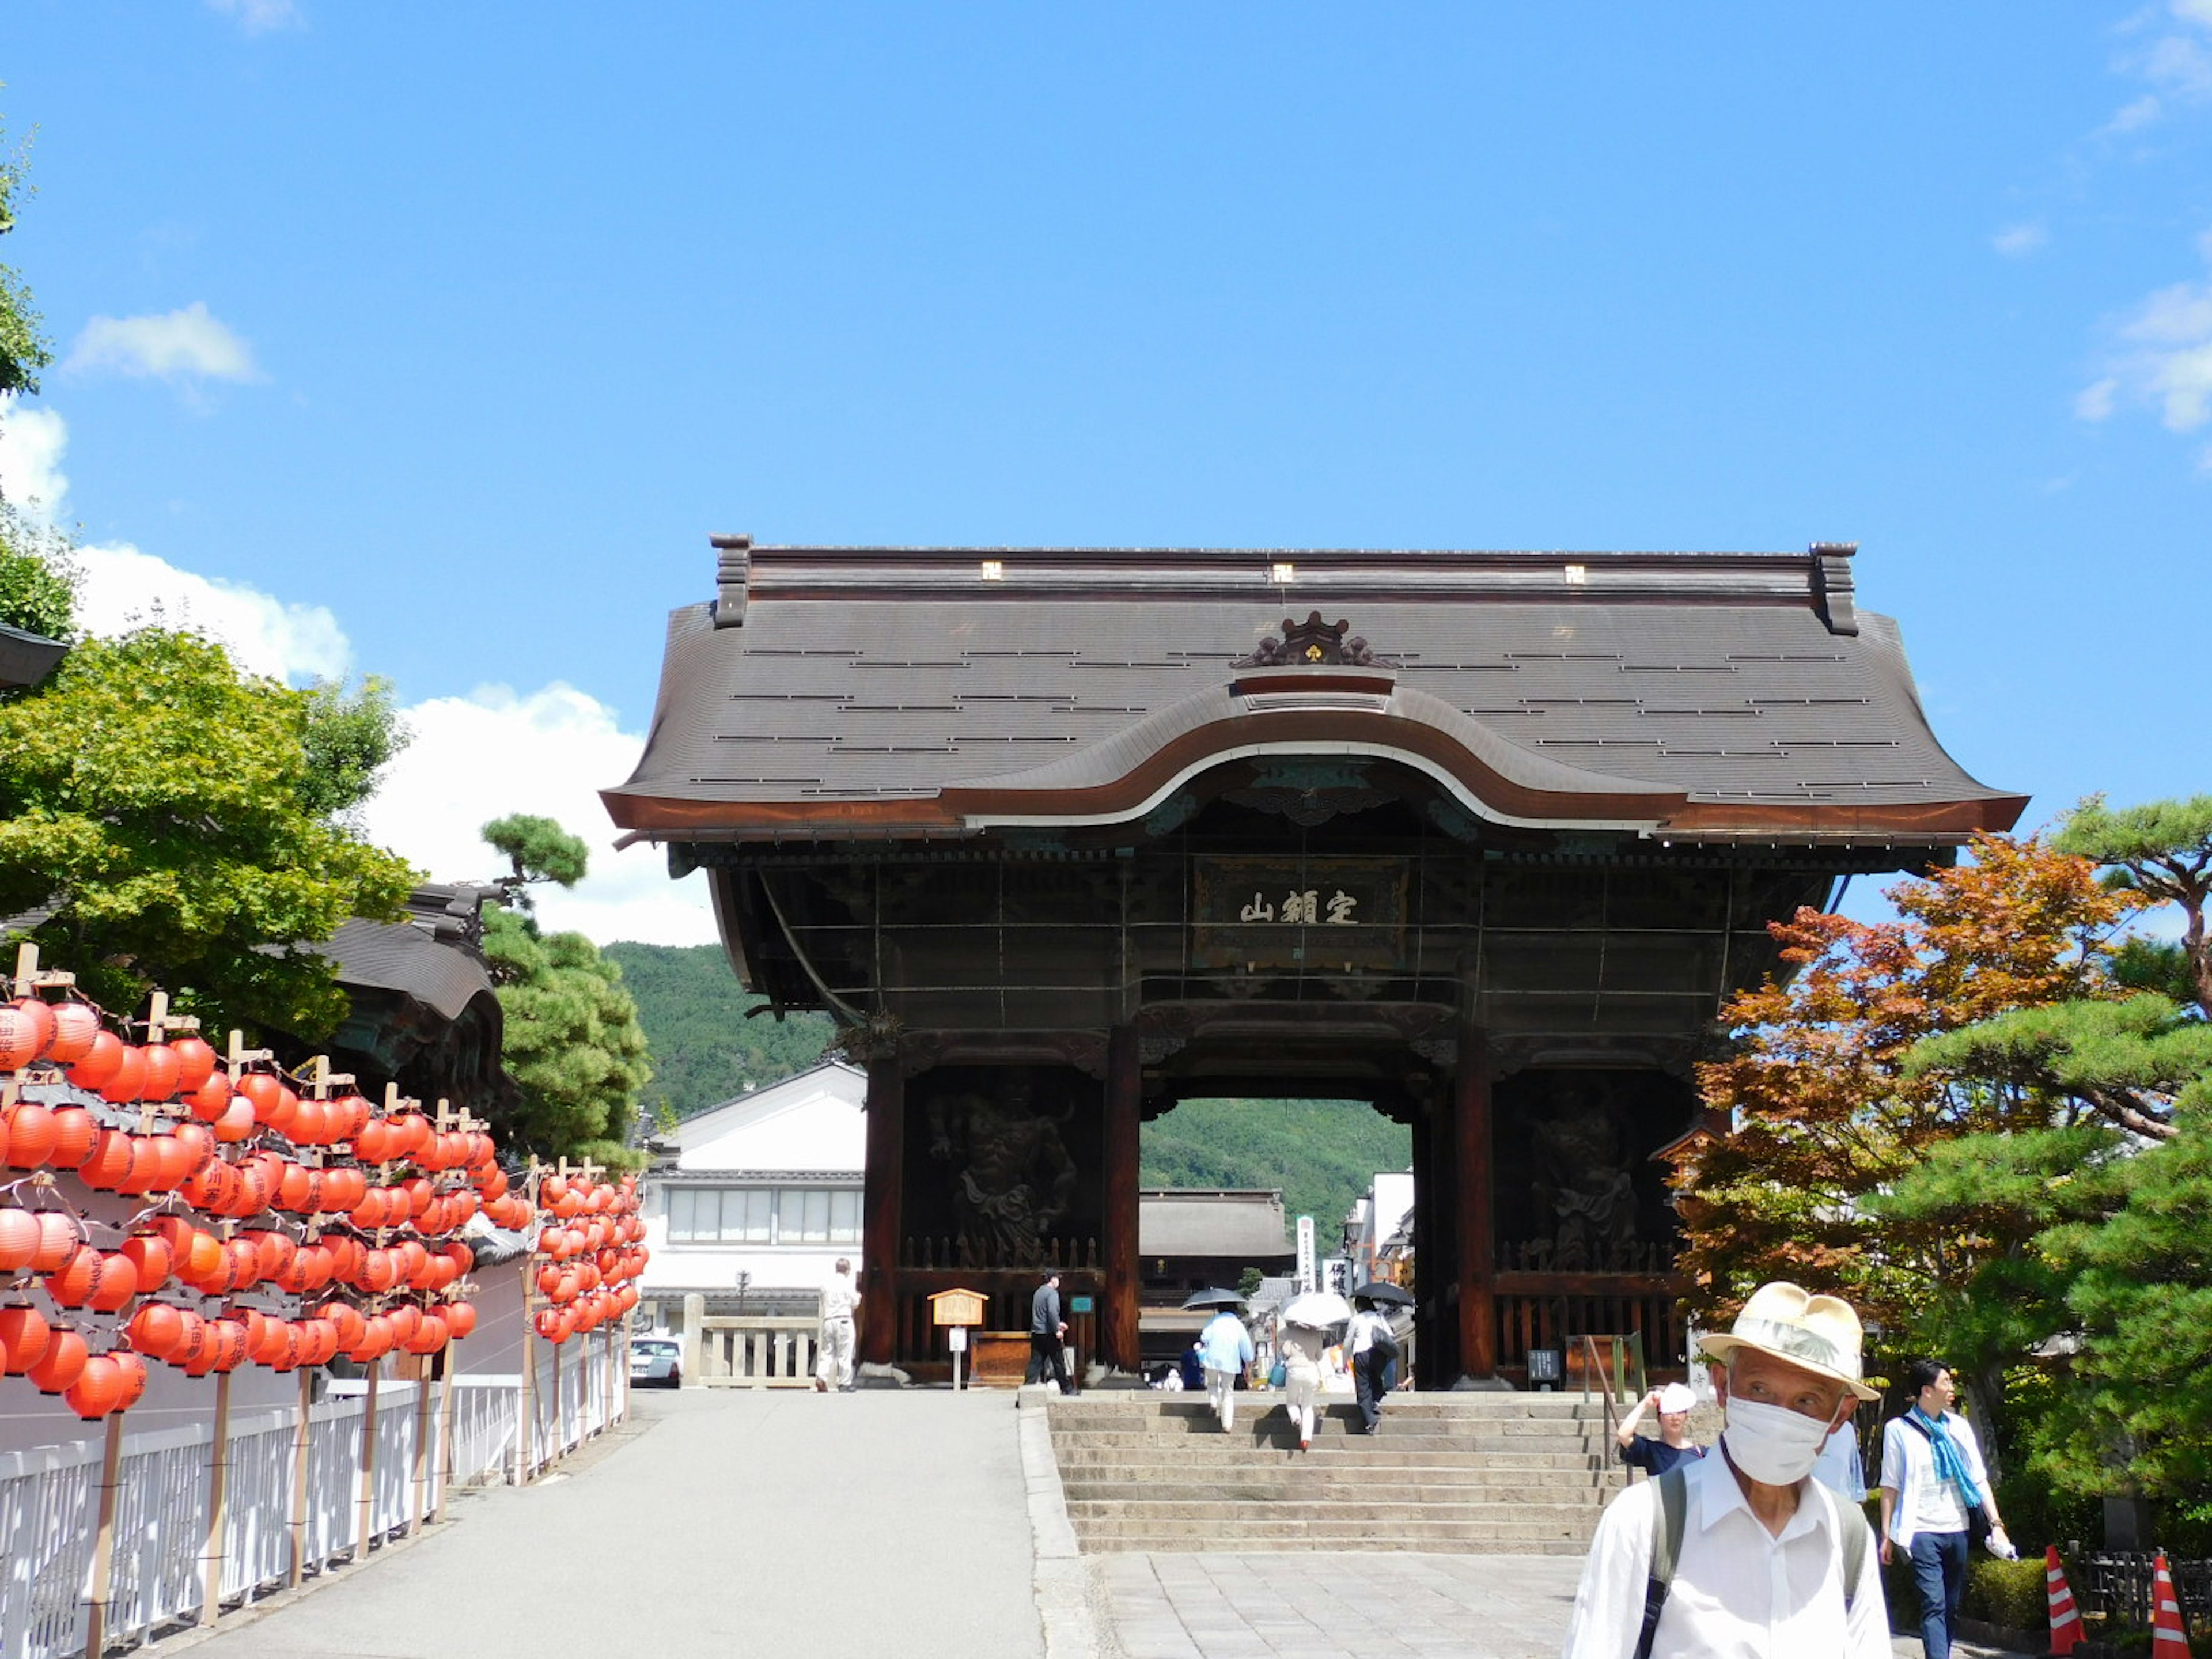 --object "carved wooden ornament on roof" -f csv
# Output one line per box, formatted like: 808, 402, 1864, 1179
1233, 611, 1396, 669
